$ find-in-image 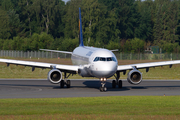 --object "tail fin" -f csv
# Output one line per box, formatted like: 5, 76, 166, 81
79, 7, 84, 46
